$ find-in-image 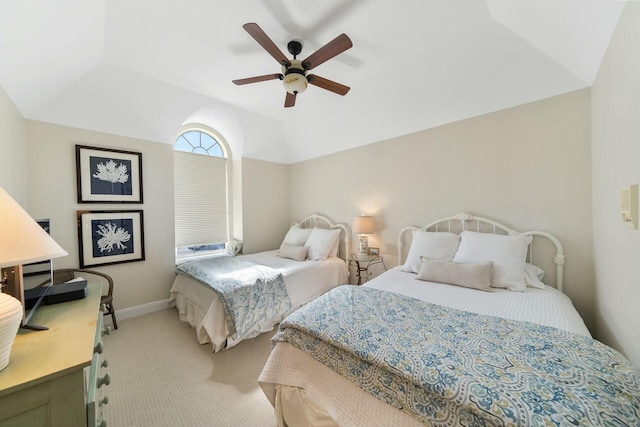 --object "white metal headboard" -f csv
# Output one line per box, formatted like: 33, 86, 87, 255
297, 213, 352, 264
397, 213, 565, 292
